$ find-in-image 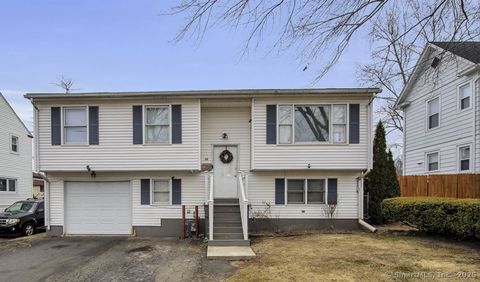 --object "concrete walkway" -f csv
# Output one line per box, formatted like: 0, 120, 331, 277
207, 246, 256, 260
